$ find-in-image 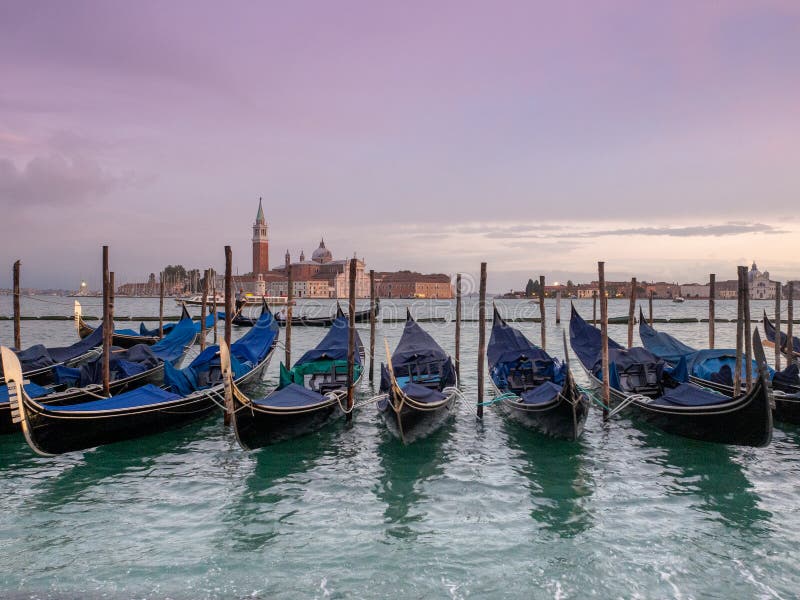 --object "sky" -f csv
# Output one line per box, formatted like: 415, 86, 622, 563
1, 0, 799, 292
